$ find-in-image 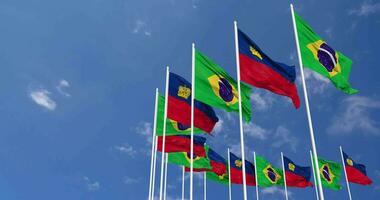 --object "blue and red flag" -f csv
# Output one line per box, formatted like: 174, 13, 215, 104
238, 29, 300, 108
283, 156, 313, 188
343, 151, 373, 185
168, 72, 219, 133
229, 152, 256, 186
157, 135, 206, 157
